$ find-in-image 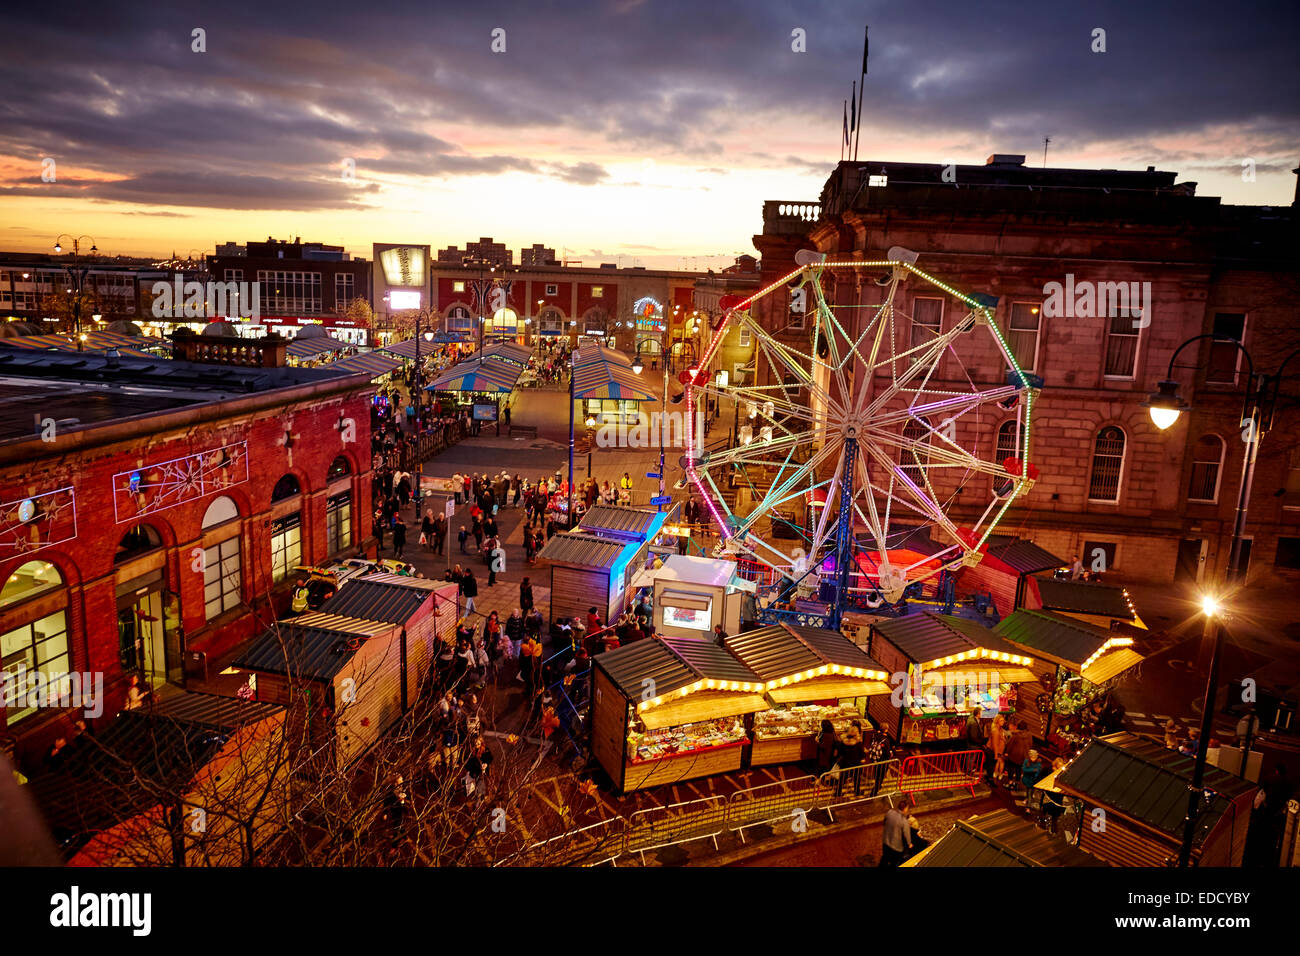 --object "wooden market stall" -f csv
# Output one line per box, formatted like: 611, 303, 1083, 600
628, 554, 754, 640
994, 608, 1146, 744
318, 572, 459, 707
866, 611, 1038, 746
1056, 732, 1257, 867
903, 808, 1108, 867
234, 610, 407, 769
590, 636, 766, 793
955, 535, 1066, 617
722, 623, 892, 766
1024, 576, 1148, 631
539, 529, 654, 627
